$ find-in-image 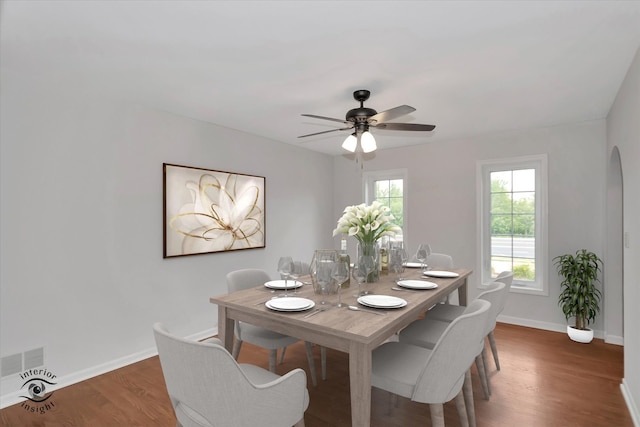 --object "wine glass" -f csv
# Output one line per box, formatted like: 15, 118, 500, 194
390, 248, 407, 282
399, 248, 409, 280
331, 260, 349, 307
352, 263, 367, 297
314, 260, 334, 305
289, 260, 303, 295
277, 256, 293, 297
354, 255, 375, 296
416, 244, 431, 273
